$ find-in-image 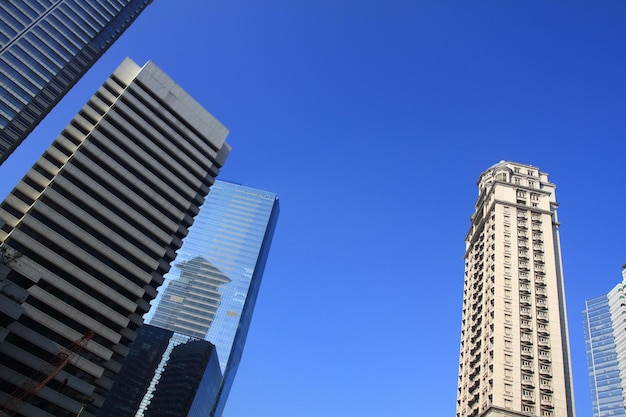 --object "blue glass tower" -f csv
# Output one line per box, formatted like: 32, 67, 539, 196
105, 180, 279, 417
0, 0, 153, 165
583, 266, 626, 417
